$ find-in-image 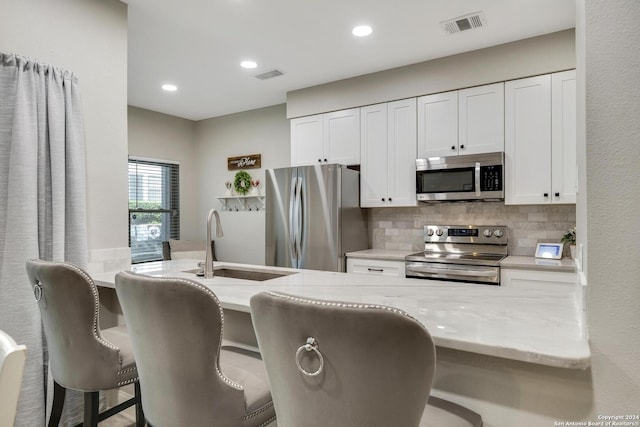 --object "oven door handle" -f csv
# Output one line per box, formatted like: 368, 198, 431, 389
406, 264, 496, 277
475, 162, 481, 197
